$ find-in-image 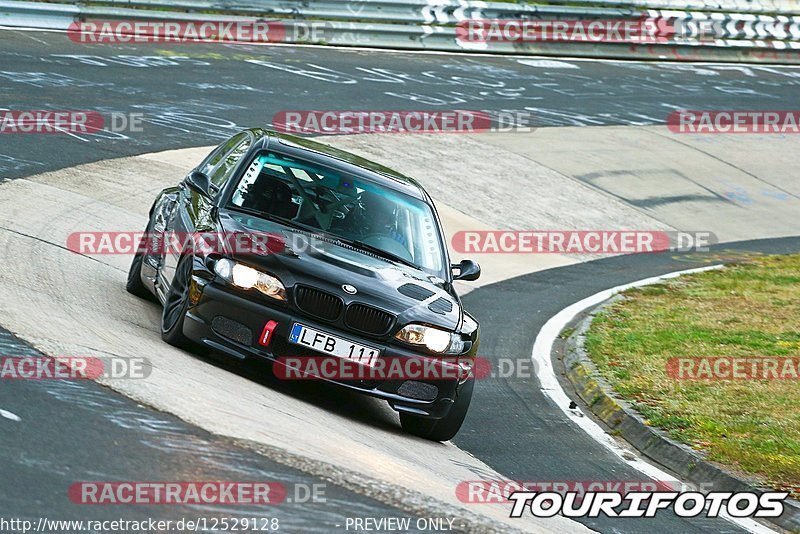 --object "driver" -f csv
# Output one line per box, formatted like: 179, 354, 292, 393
242, 175, 295, 219
355, 190, 407, 247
